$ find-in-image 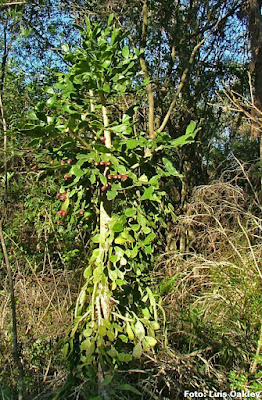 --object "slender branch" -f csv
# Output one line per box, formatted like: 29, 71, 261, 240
96, 93, 111, 400
158, 5, 240, 133
0, 1, 26, 6
68, 131, 93, 150
0, 22, 24, 398
115, 12, 155, 138
250, 322, 262, 375
70, 0, 79, 24
216, 79, 262, 136
21, 20, 70, 65
0, 224, 24, 399
100, 93, 111, 148
139, 0, 155, 139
